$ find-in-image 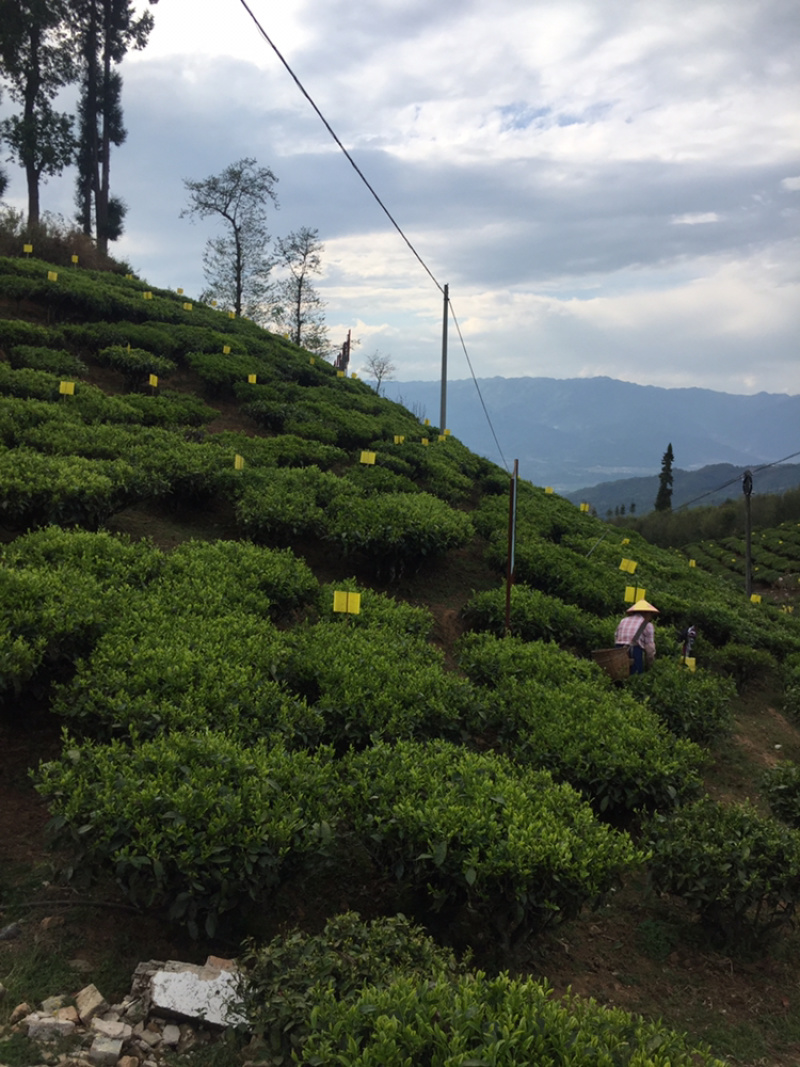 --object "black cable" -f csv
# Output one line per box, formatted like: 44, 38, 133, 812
449, 301, 510, 472
236, 0, 442, 294
674, 447, 800, 511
